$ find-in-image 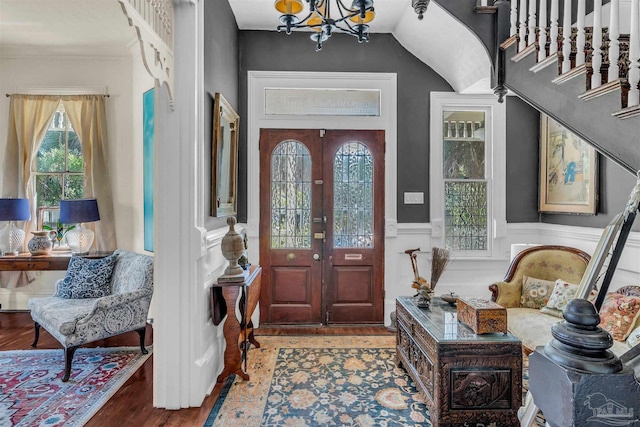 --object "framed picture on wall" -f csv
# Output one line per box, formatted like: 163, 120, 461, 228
539, 115, 598, 214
